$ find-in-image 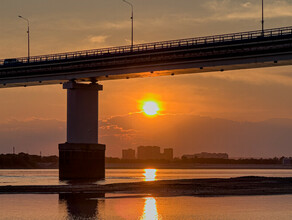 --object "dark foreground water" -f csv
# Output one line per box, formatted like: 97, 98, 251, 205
1, 169, 292, 186
1, 194, 292, 219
